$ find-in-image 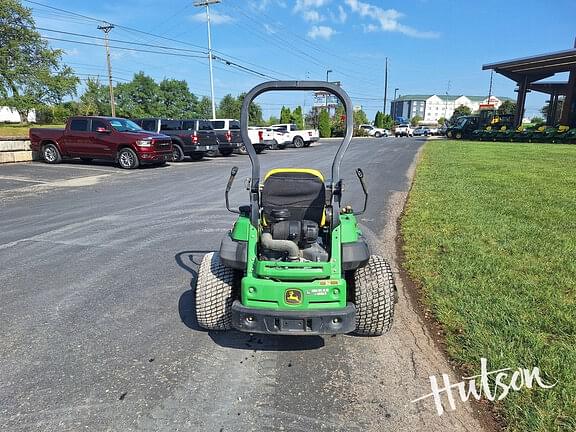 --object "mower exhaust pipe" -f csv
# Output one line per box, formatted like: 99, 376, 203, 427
260, 233, 300, 261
